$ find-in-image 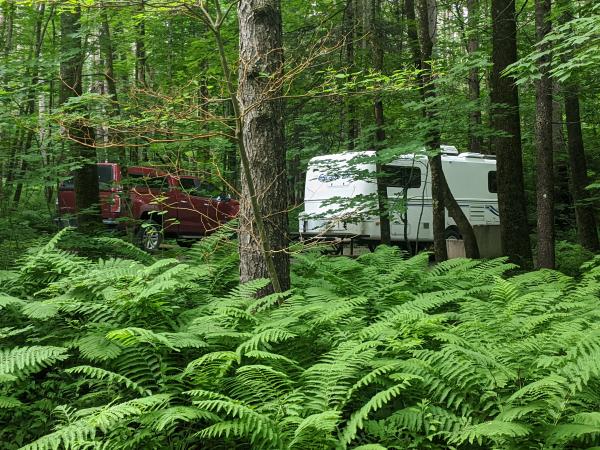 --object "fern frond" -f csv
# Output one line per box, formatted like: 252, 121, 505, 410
451, 420, 532, 445
20, 300, 61, 320
0, 346, 68, 377
0, 395, 22, 408
74, 333, 123, 362
340, 379, 416, 446
236, 328, 297, 355
142, 406, 219, 432
66, 365, 151, 396
289, 410, 341, 448
0, 293, 25, 309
